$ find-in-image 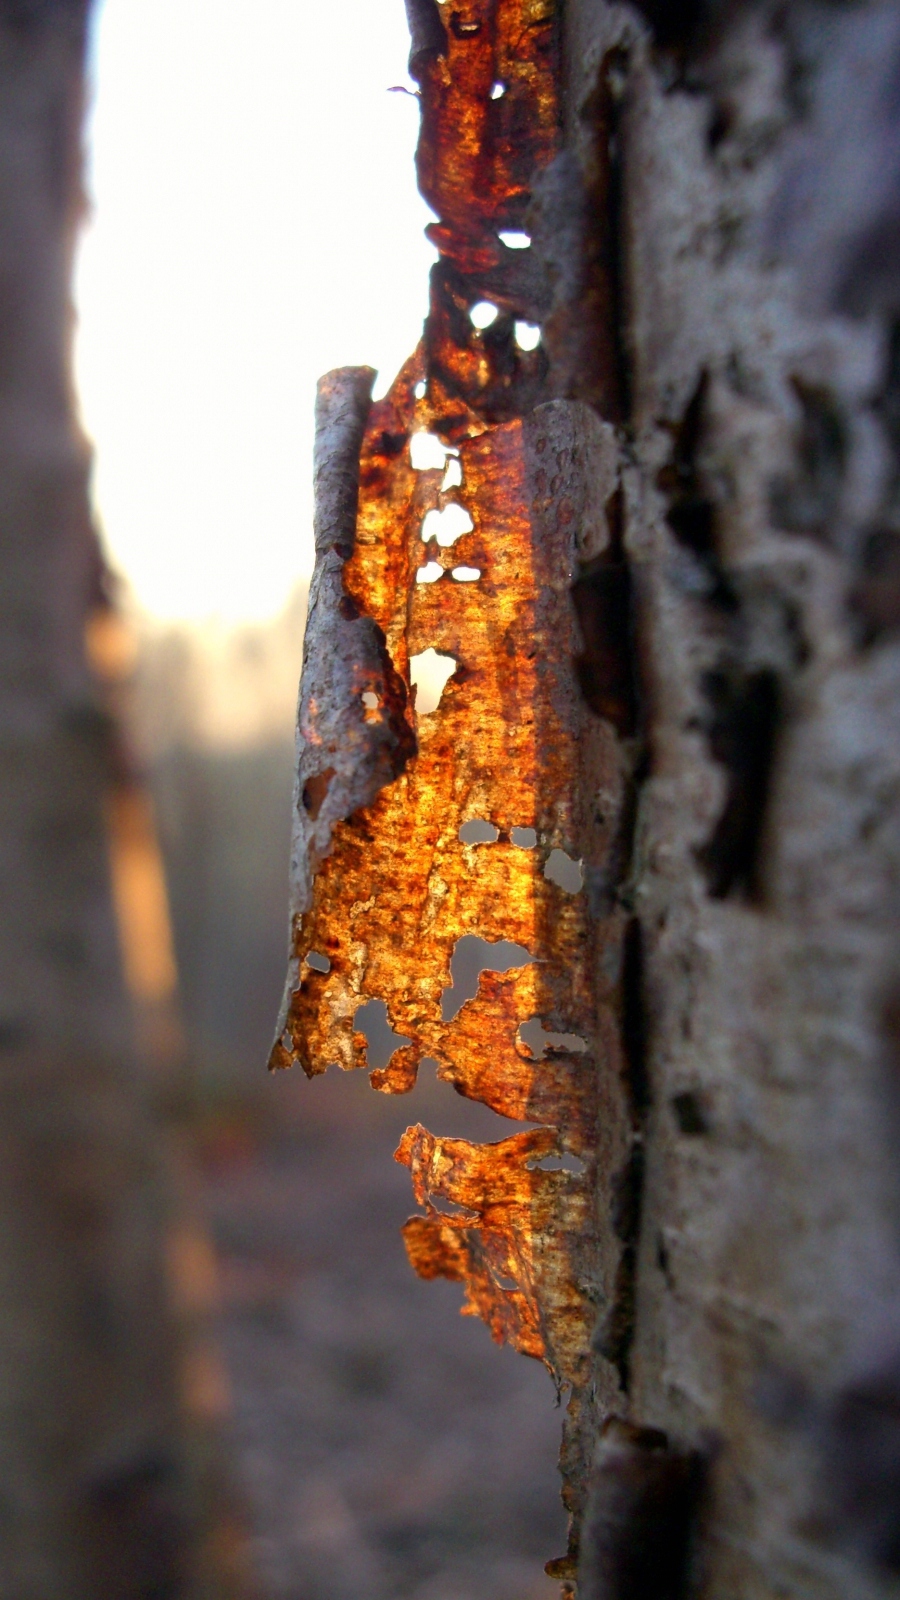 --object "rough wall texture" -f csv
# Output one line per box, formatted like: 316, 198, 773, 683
563, 2, 900, 1595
